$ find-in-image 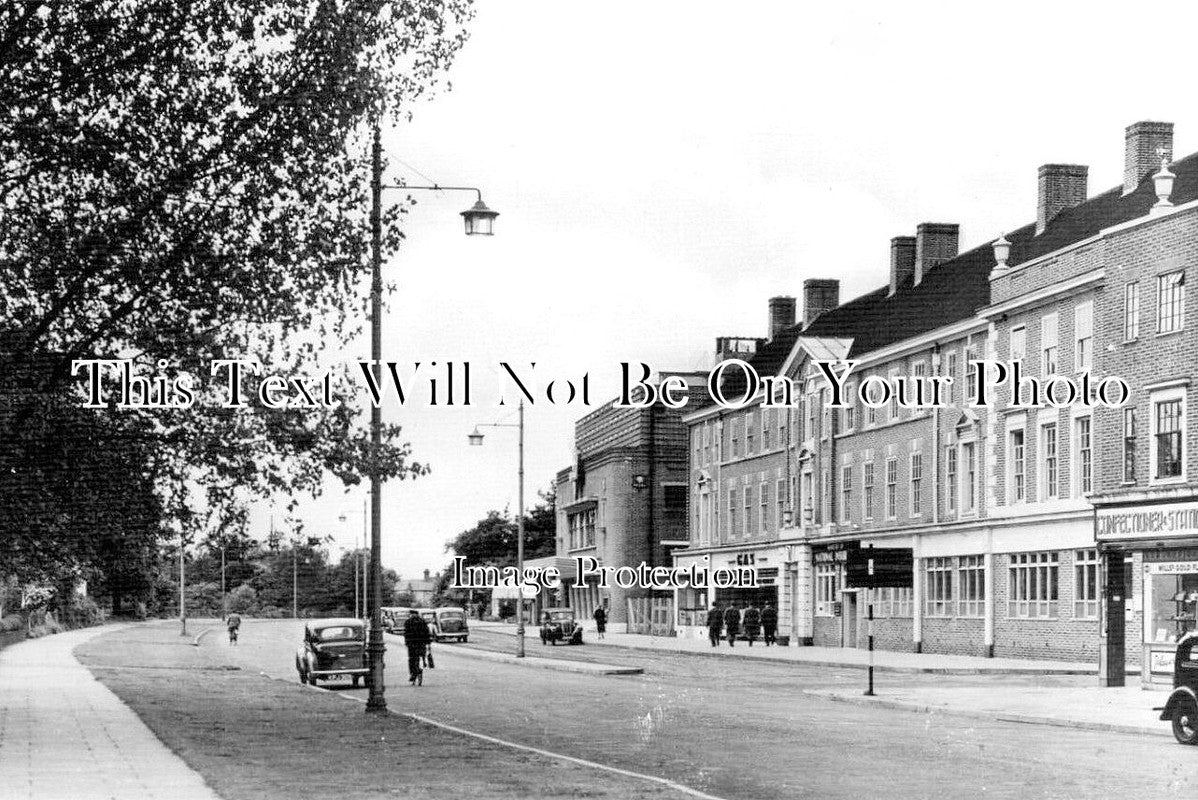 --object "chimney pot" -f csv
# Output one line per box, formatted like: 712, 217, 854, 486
767, 296, 796, 339
1124, 121, 1174, 195
889, 236, 917, 296
802, 279, 840, 328
914, 223, 959, 285
1036, 164, 1088, 235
